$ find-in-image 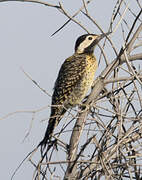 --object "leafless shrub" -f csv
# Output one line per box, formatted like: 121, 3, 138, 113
1, 0, 142, 179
